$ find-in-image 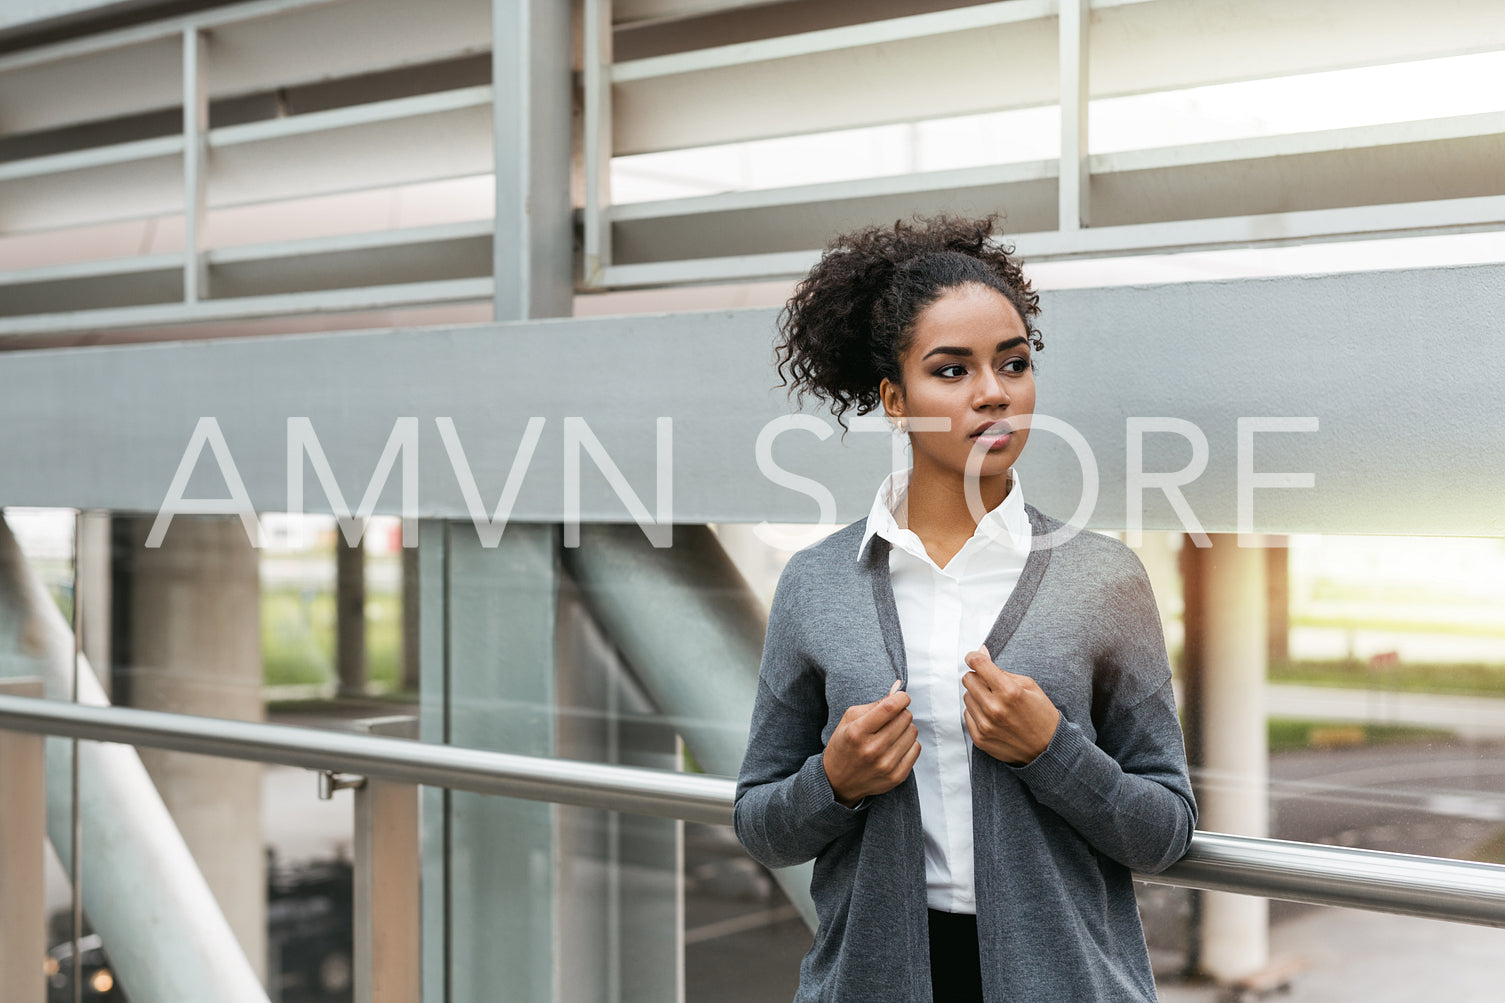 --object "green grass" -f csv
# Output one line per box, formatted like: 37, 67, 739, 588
1267, 657, 1505, 699
261, 586, 403, 692
1289, 614, 1505, 638
1267, 717, 1455, 754
1309, 577, 1505, 606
